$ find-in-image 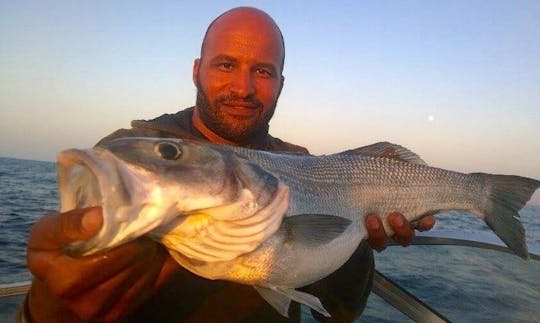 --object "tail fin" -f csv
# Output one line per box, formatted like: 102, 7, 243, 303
474, 173, 540, 259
